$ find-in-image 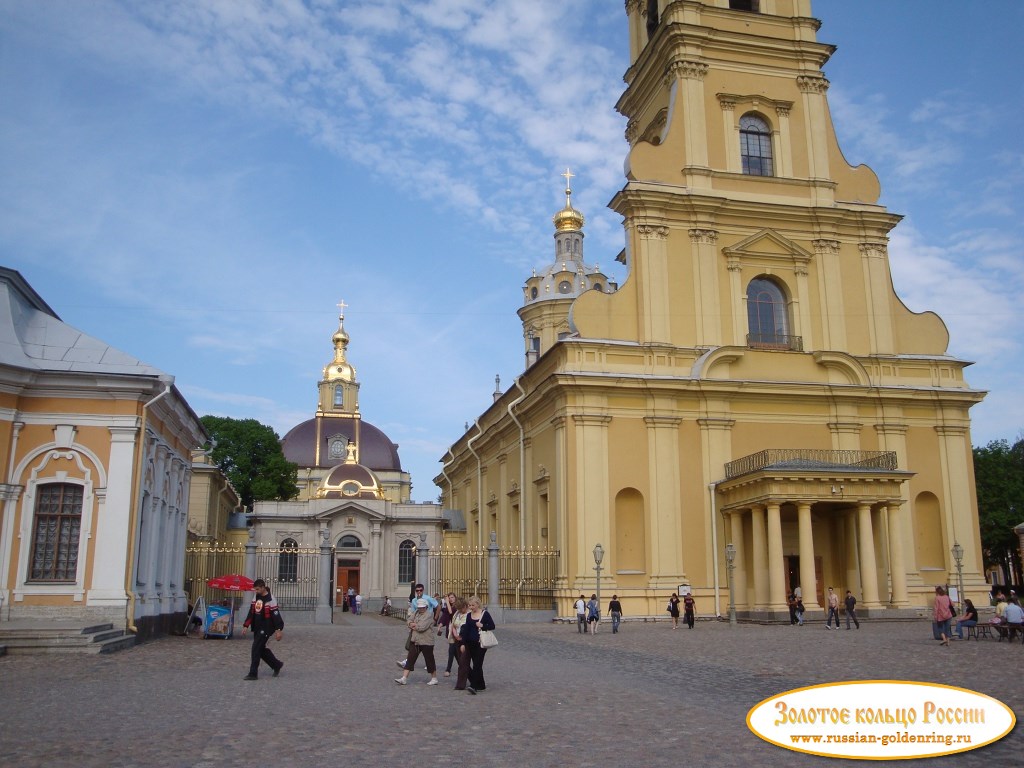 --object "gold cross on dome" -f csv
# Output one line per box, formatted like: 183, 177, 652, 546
337, 299, 348, 317
561, 167, 574, 192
